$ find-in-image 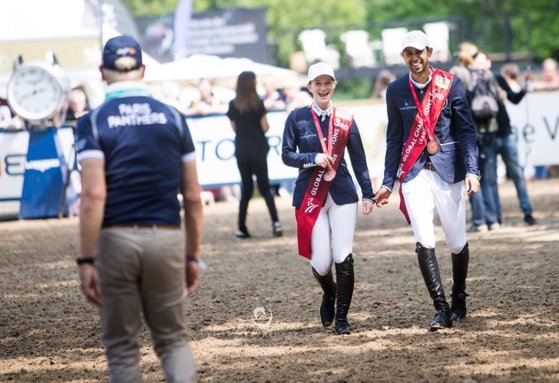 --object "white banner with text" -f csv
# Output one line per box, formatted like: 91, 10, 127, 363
1, 90, 558, 204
